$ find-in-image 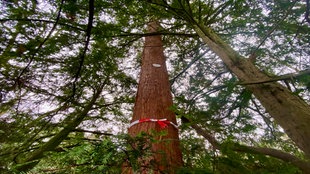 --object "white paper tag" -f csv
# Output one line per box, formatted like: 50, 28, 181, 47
152, 64, 161, 67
